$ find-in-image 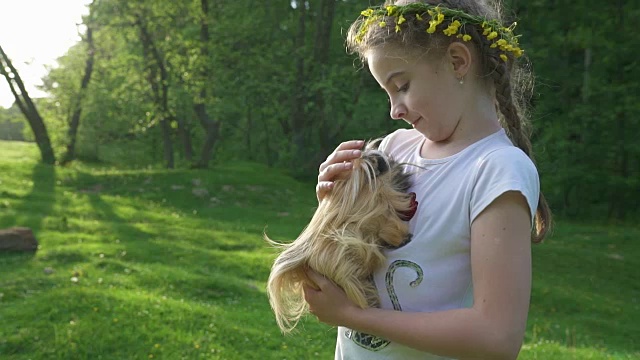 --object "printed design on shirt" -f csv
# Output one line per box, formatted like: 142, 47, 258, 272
345, 260, 424, 351
385, 260, 424, 312
344, 328, 391, 351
